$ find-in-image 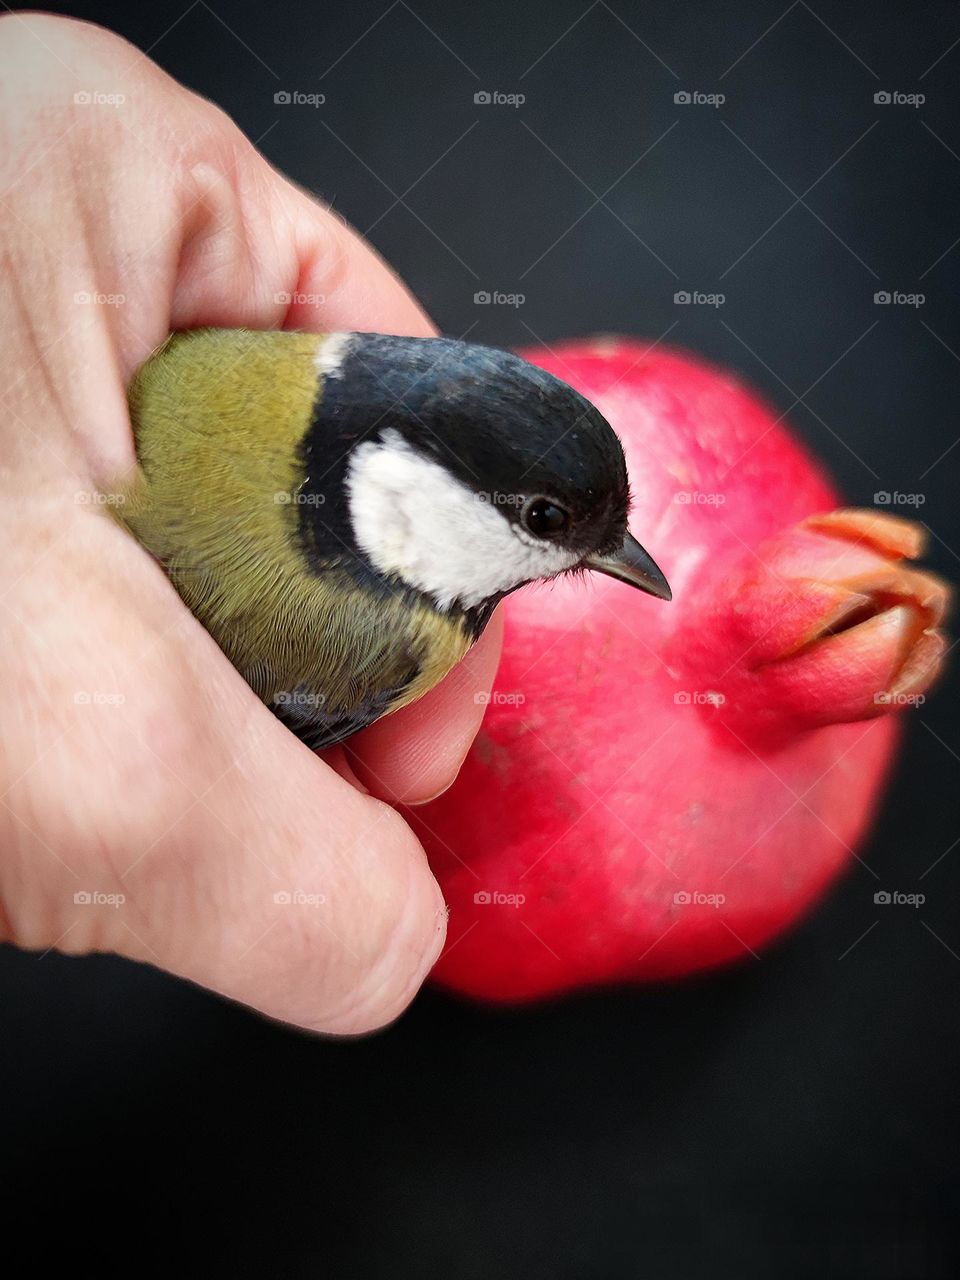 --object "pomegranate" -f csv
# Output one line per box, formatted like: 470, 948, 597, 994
407, 338, 950, 1002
